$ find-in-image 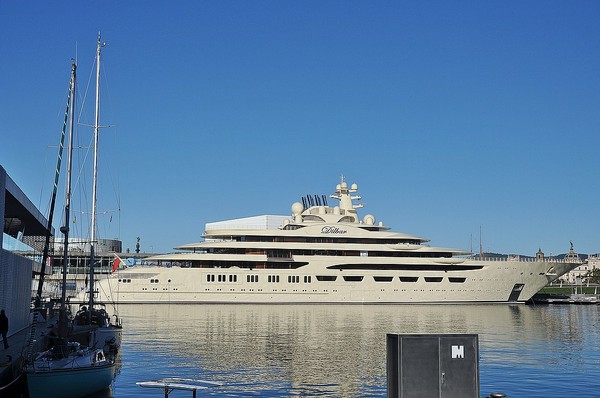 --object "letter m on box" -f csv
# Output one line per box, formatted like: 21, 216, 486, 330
451, 345, 464, 359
